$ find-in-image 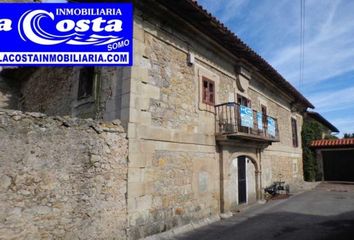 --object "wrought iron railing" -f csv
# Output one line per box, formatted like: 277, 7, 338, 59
215, 102, 279, 141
